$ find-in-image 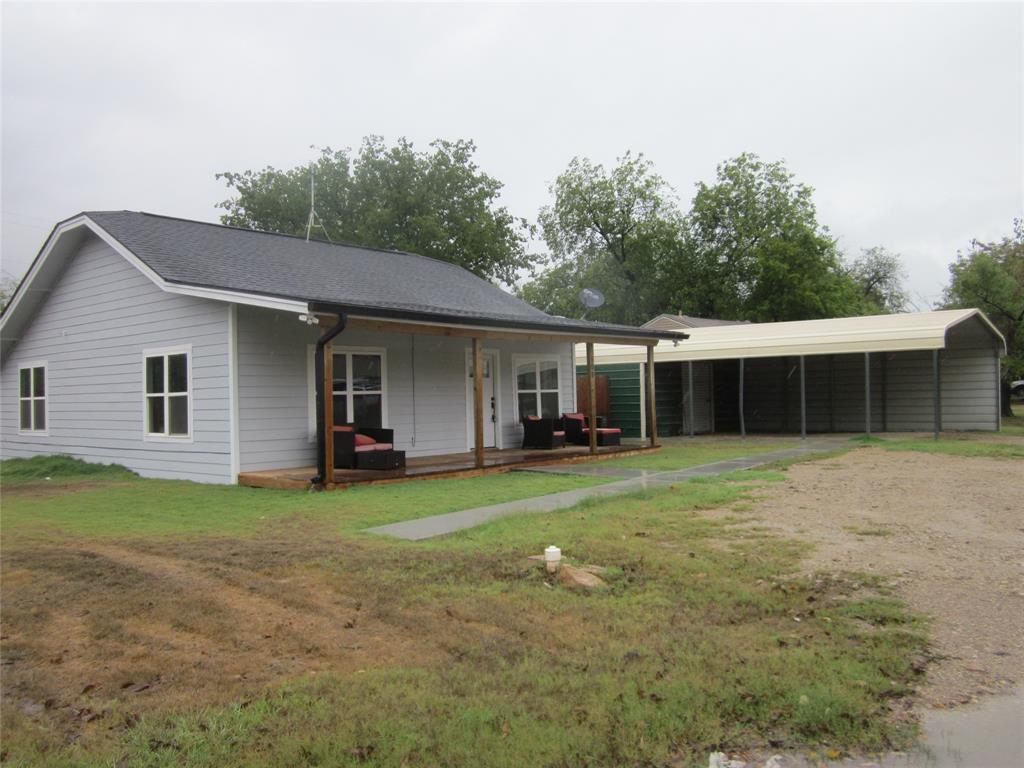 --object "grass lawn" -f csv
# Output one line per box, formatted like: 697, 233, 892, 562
601, 438, 800, 471
1, 456, 925, 767
1001, 402, 1024, 436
